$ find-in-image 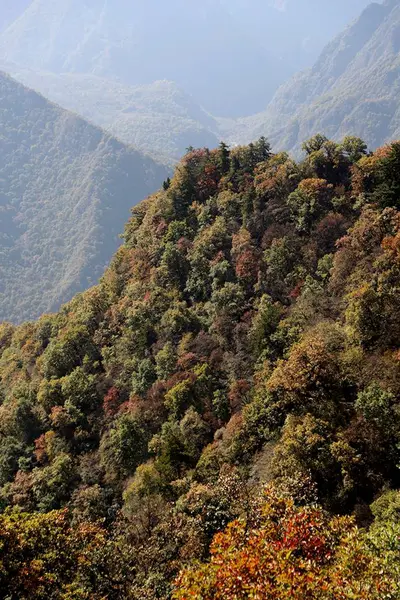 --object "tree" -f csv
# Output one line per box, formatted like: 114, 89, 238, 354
254, 136, 272, 162
217, 141, 230, 175
174, 489, 395, 600
287, 178, 333, 232
0, 508, 106, 599
372, 142, 400, 208
340, 136, 368, 163
31, 453, 78, 512
302, 134, 329, 155
250, 294, 283, 359
40, 325, 99, 379
267, 324, 345, 416
99, 414, 148, 482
